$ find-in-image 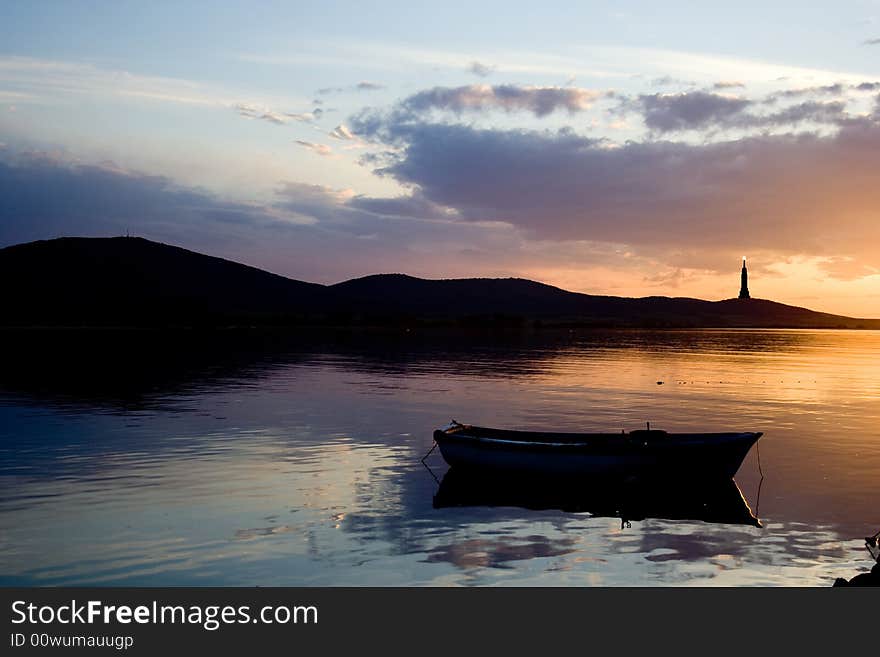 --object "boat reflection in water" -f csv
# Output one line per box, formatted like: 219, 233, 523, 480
433, 468, 762, 529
